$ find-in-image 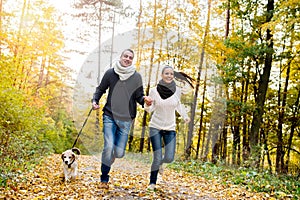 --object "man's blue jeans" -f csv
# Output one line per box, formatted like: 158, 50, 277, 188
101, 115, 132, 183
149, 127, 176, 184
